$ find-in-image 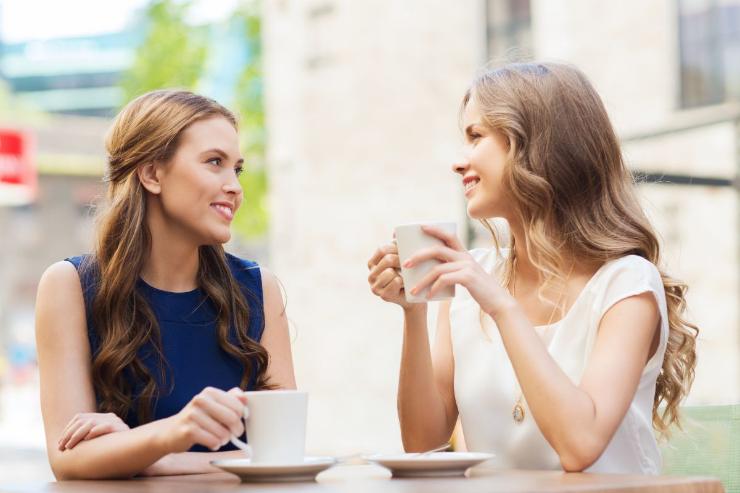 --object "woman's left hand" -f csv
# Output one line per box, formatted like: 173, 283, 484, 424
403, 226, 514, 317
58, 412, 130, 451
